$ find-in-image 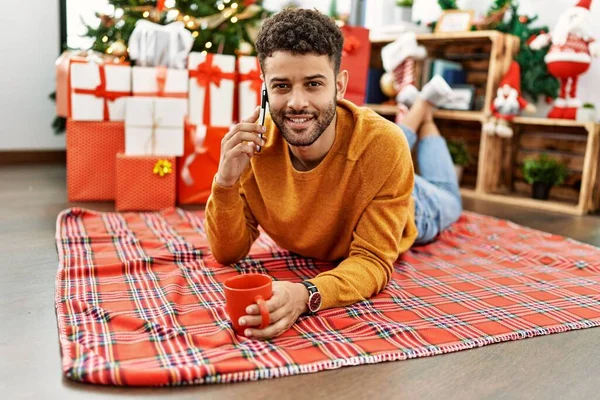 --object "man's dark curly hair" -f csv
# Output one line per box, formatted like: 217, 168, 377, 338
254, 8, 344, 75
